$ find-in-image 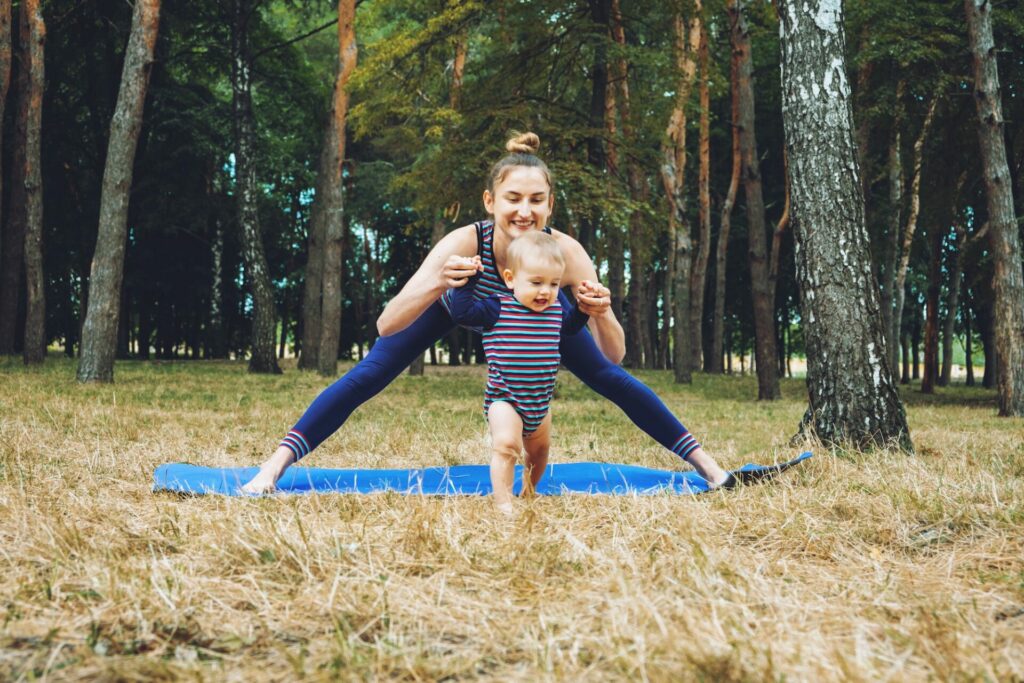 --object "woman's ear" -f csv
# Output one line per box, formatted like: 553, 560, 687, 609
502, 268, 514, 288
483, 189, 494, 214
